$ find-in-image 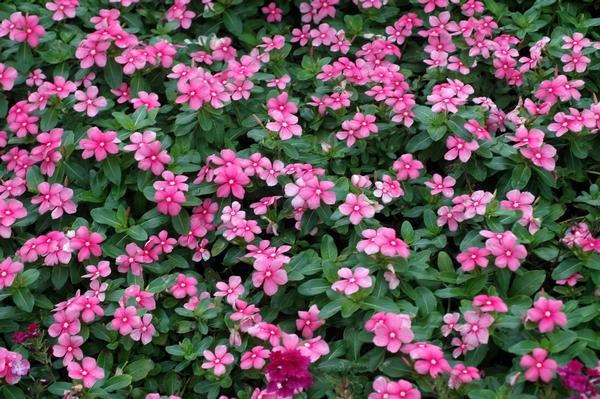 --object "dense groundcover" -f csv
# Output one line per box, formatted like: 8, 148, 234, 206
0, 0, 599, 398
